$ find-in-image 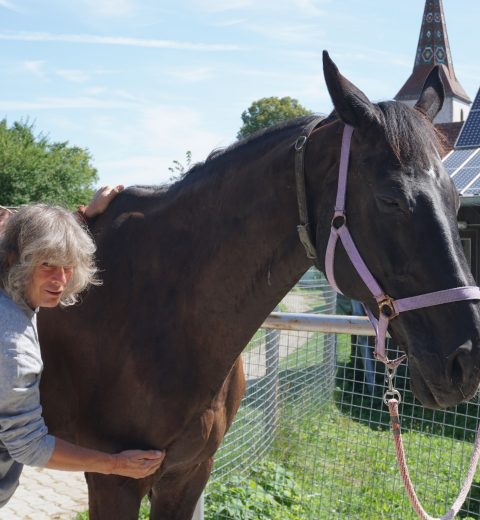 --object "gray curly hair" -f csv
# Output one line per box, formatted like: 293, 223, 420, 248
0, 203, 101, 307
